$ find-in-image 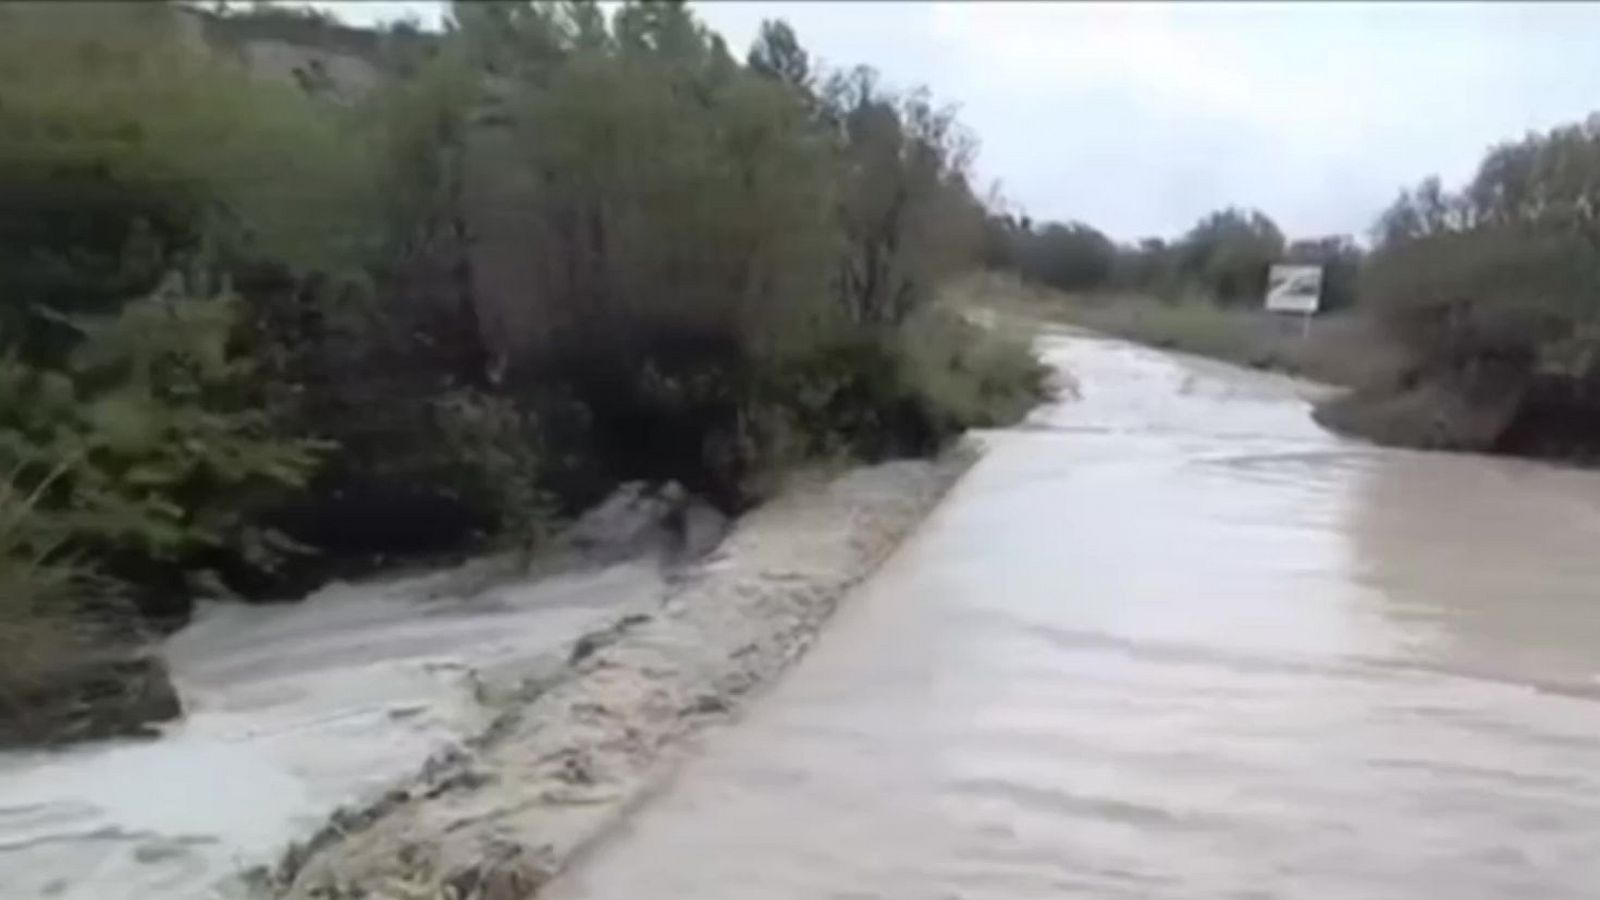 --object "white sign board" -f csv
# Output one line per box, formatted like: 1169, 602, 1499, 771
1265, 264, 1323, 314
